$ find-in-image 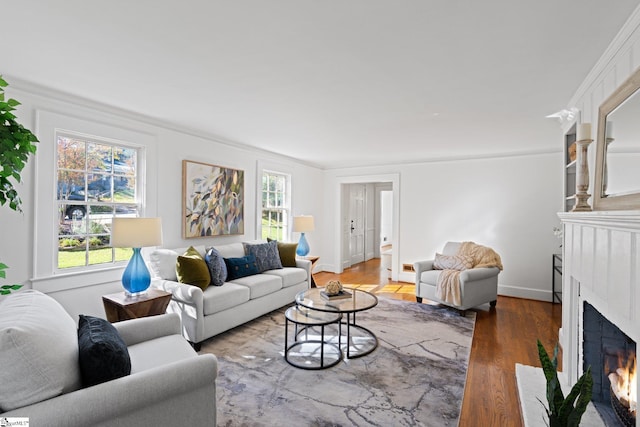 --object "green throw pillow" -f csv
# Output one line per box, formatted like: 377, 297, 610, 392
267, 238, 298, 267
176, 246, 211, 290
